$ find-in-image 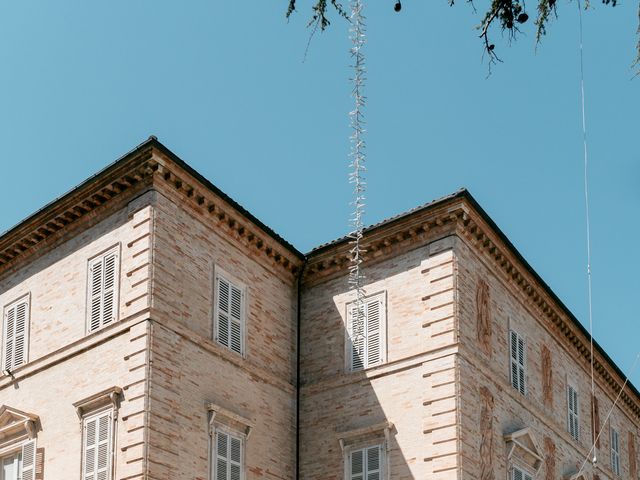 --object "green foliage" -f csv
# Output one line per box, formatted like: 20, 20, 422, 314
287, 0, 639, 72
